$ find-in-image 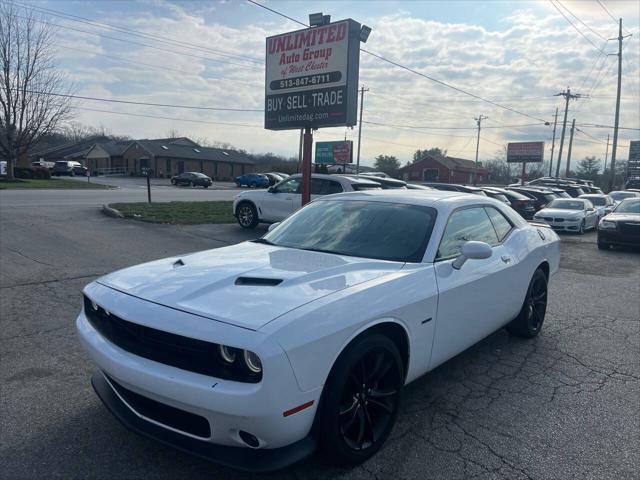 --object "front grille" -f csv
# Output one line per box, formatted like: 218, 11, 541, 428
620, 222, 640, 235
105, 373, 211, 438
554, 218, 565, 222
83, 296, 261, 383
